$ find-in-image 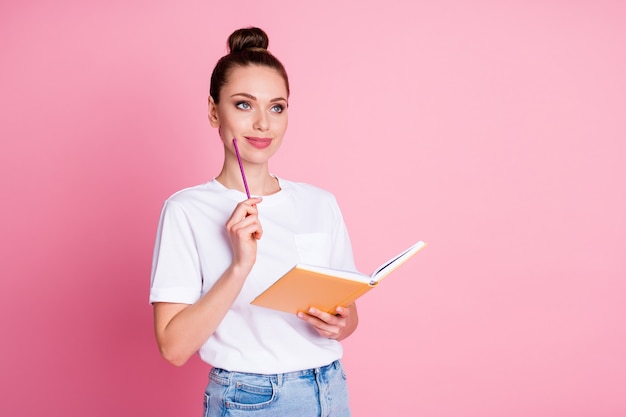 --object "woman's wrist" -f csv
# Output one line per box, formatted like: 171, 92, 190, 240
227, 262, 253, 282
